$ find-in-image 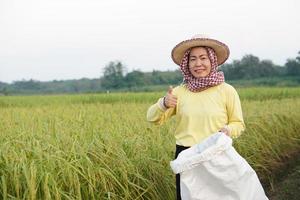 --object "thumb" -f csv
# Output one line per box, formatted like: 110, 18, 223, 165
168, 85, 173, 94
